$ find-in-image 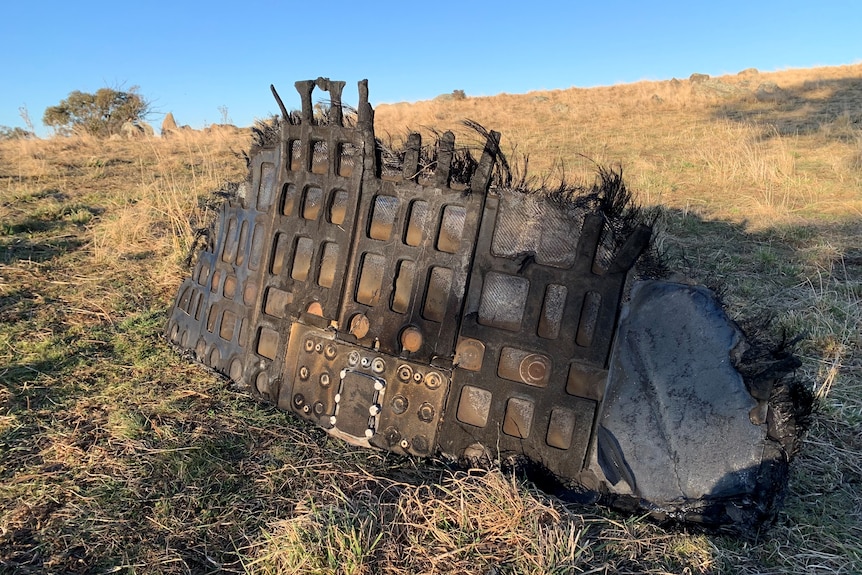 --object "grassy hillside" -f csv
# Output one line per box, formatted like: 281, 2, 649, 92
1, 64, 860, 574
